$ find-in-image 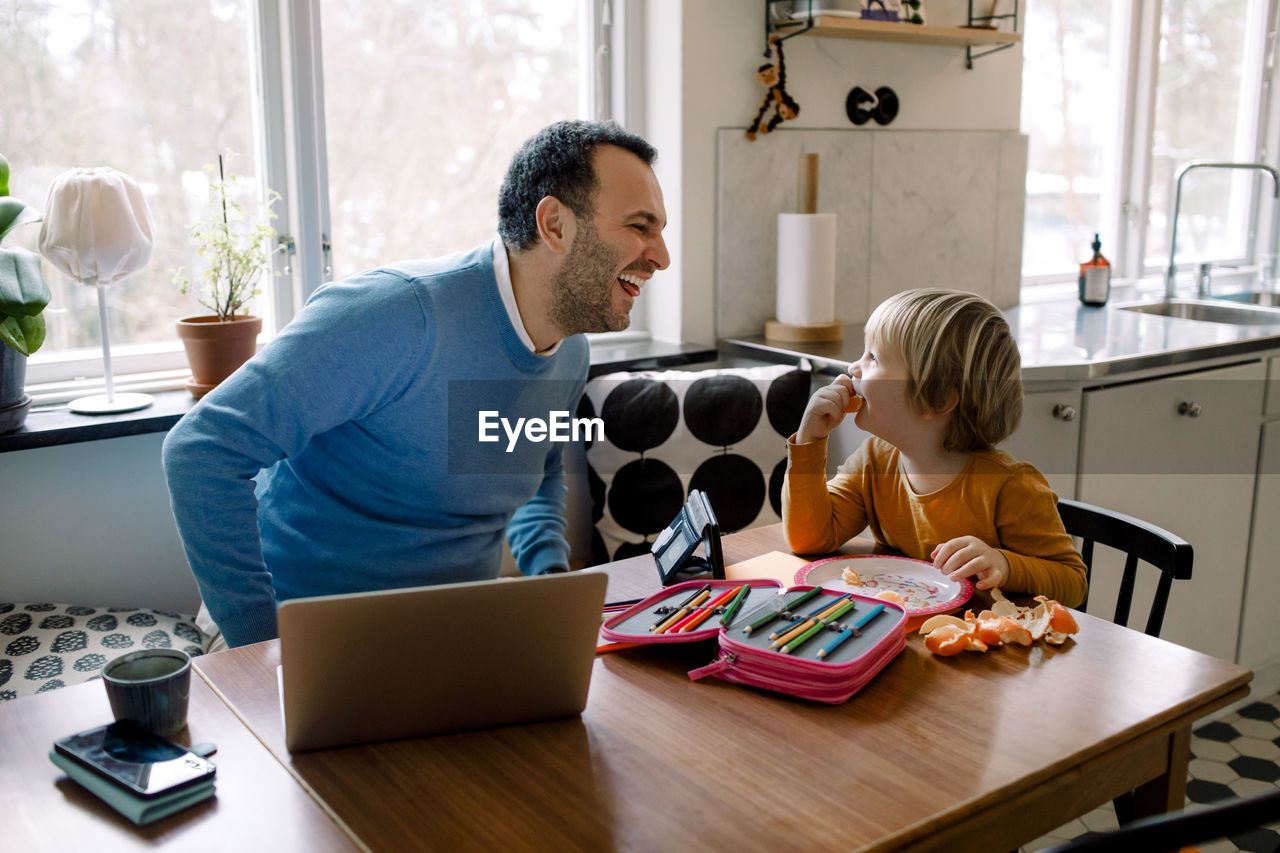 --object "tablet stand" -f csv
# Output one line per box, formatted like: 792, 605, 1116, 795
651, 489, 725, 585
